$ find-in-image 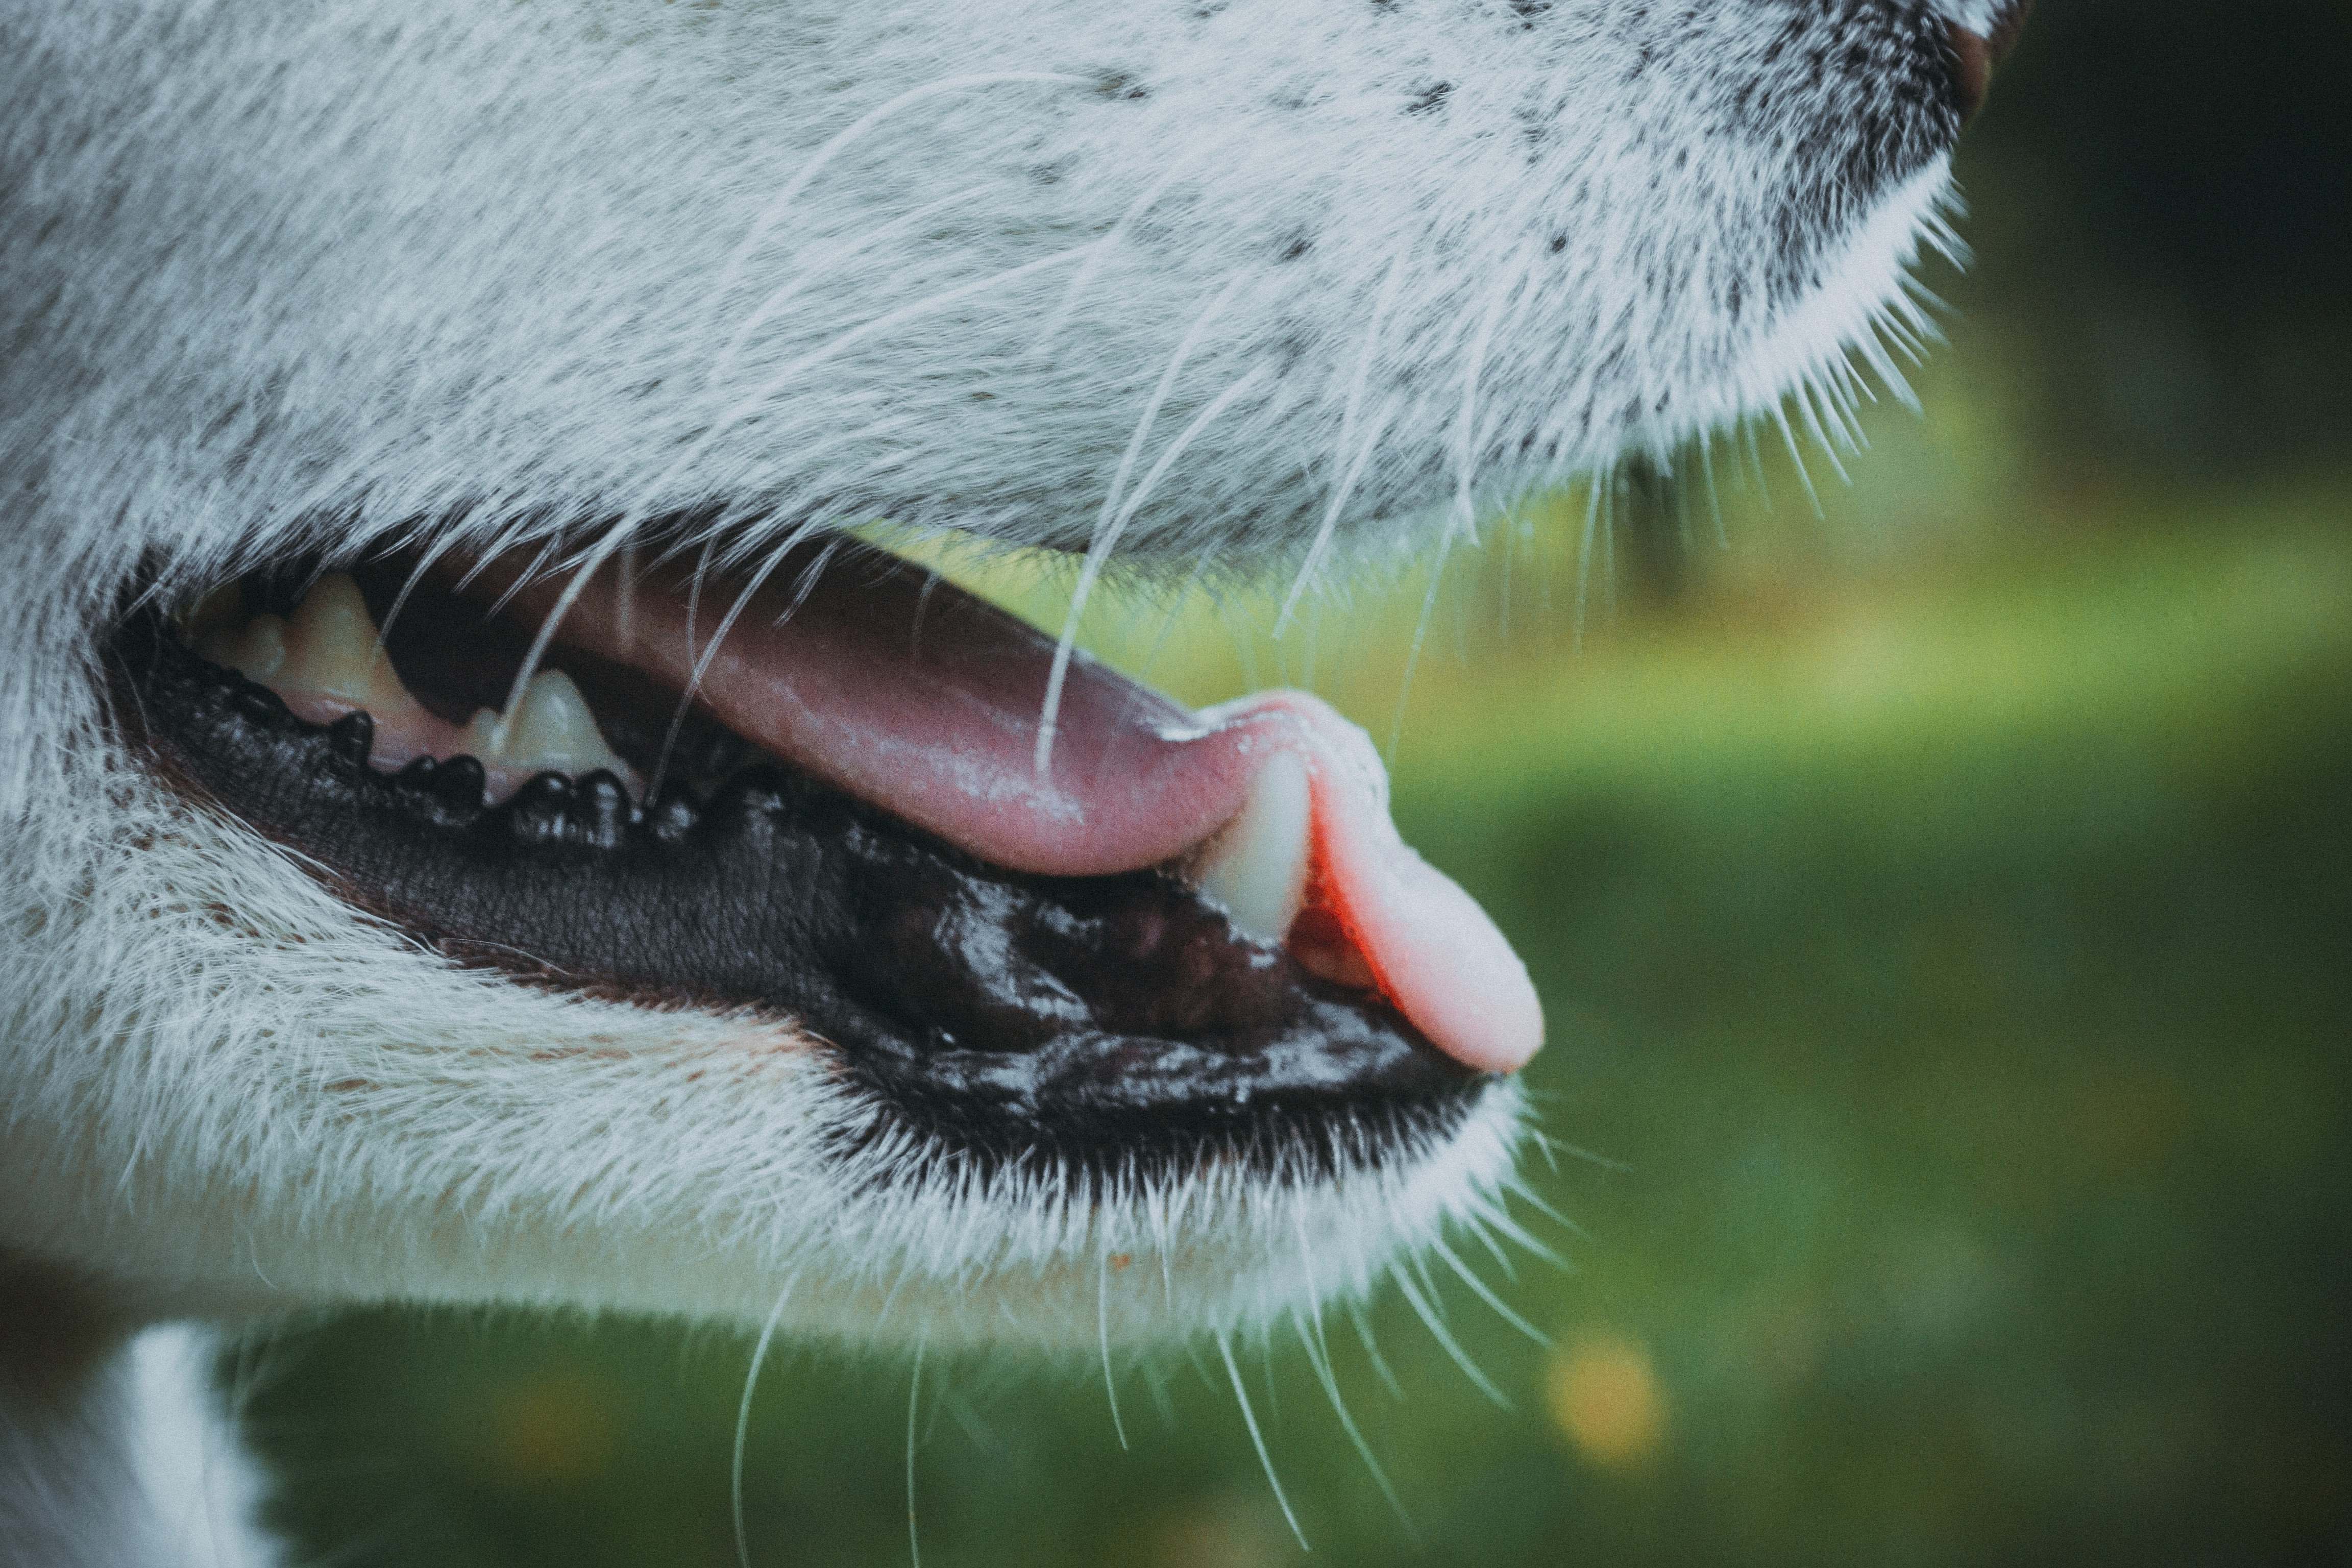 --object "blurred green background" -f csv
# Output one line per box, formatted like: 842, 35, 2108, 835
243, 5, 2352, 1564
